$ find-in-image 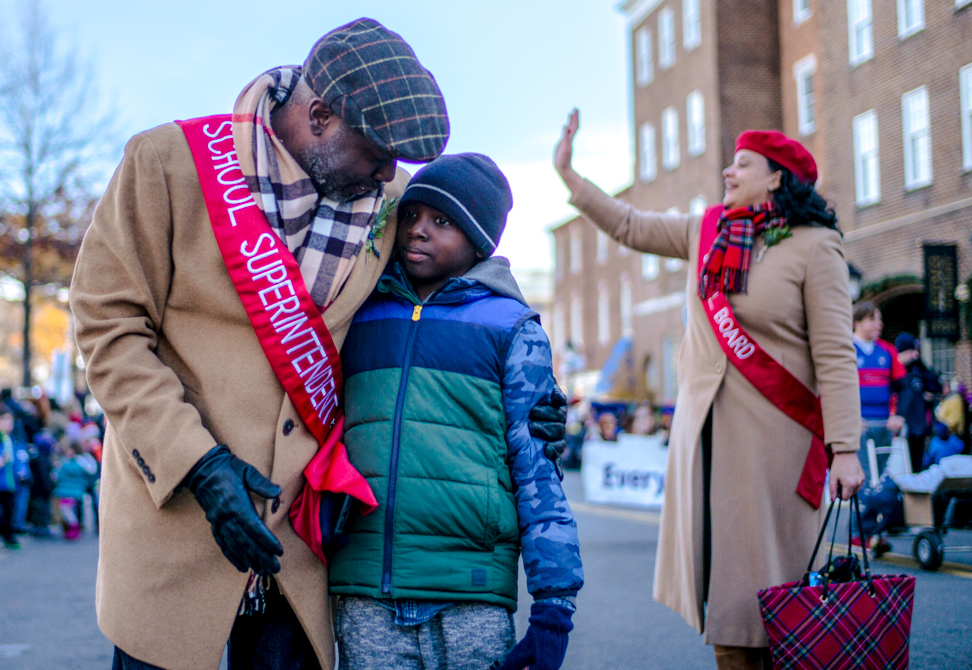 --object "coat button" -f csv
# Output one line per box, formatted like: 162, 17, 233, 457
715, 362, 724, 373
132, 449, 140, 458
142, 466, 151, 475
271, 497, 280, 513
283, 419, 295, 436
137, 457, 145, 467
148, 474, 156, 483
